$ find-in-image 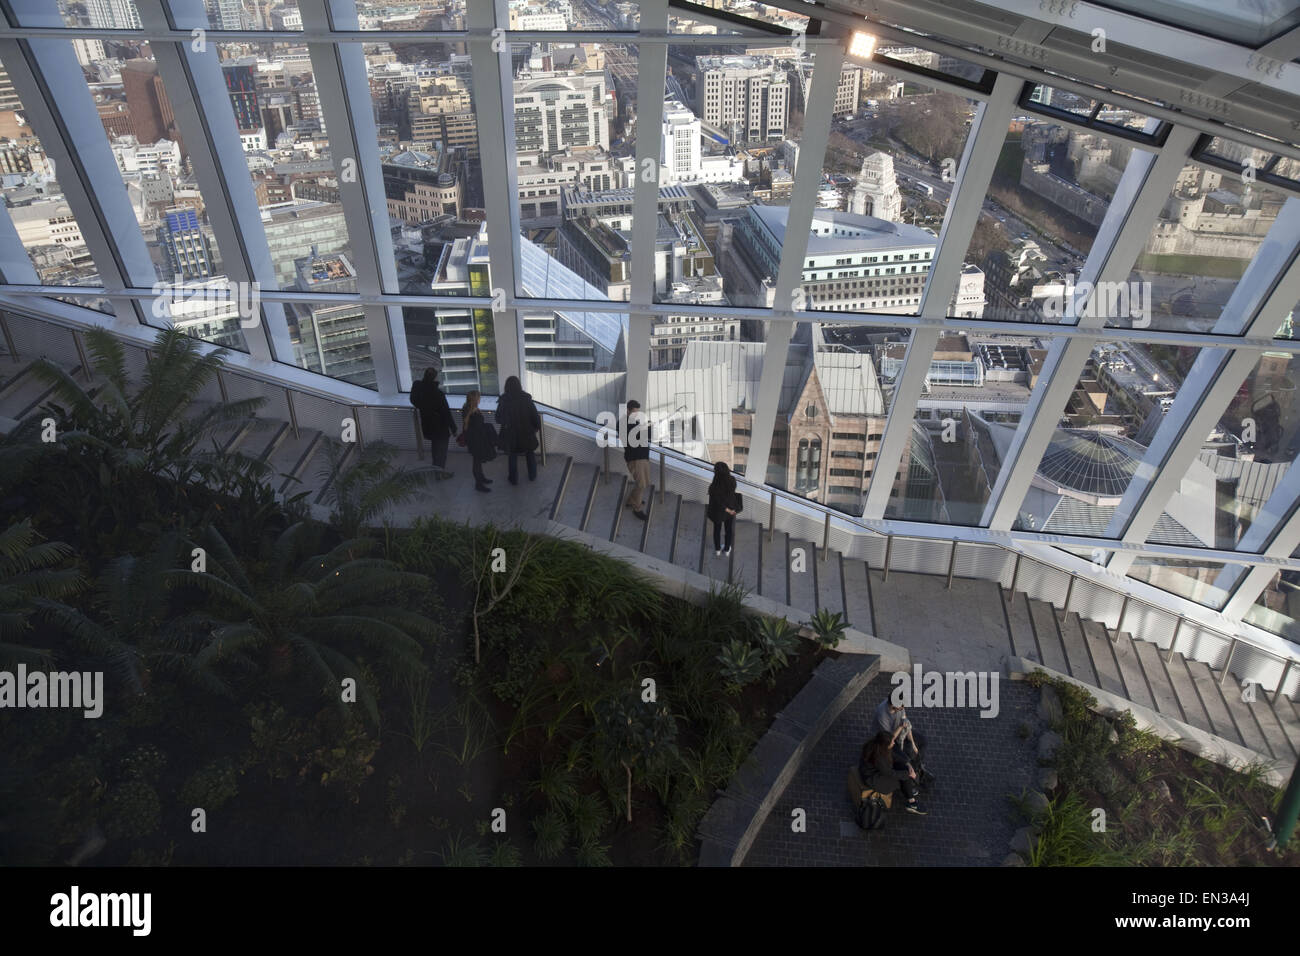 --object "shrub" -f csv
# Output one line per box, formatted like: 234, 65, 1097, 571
806, 608, 847, 649
103, 780, 161, 840
179, 759, 239, 812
